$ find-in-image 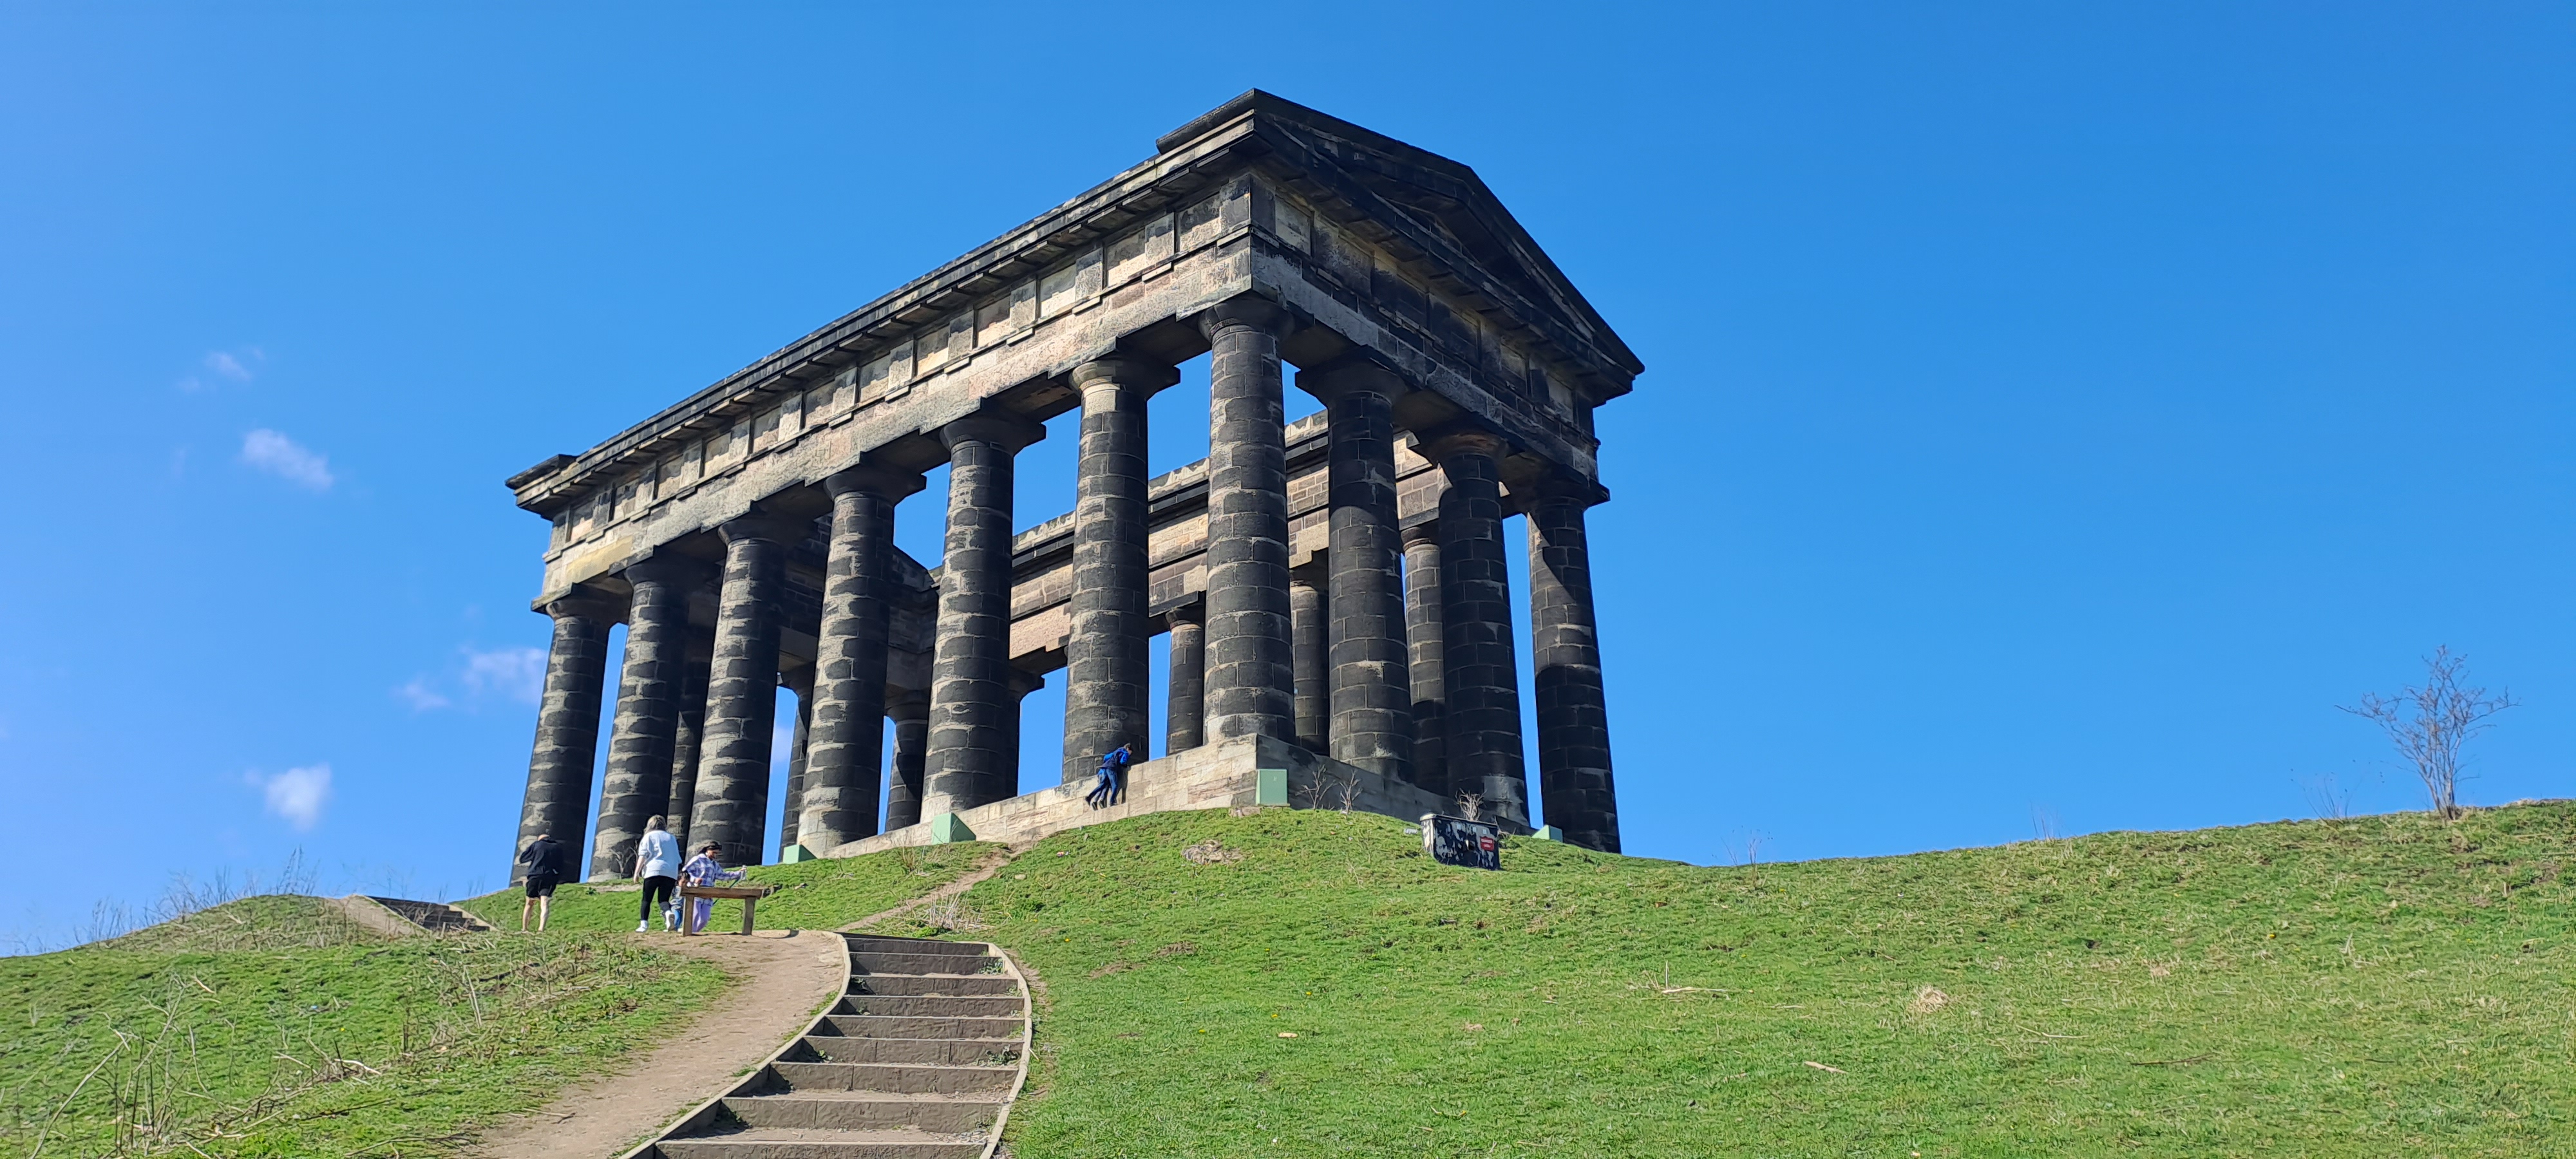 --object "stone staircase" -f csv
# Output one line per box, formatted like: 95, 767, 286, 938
361, 896, 493, 932
629, 934, 1031, 1158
